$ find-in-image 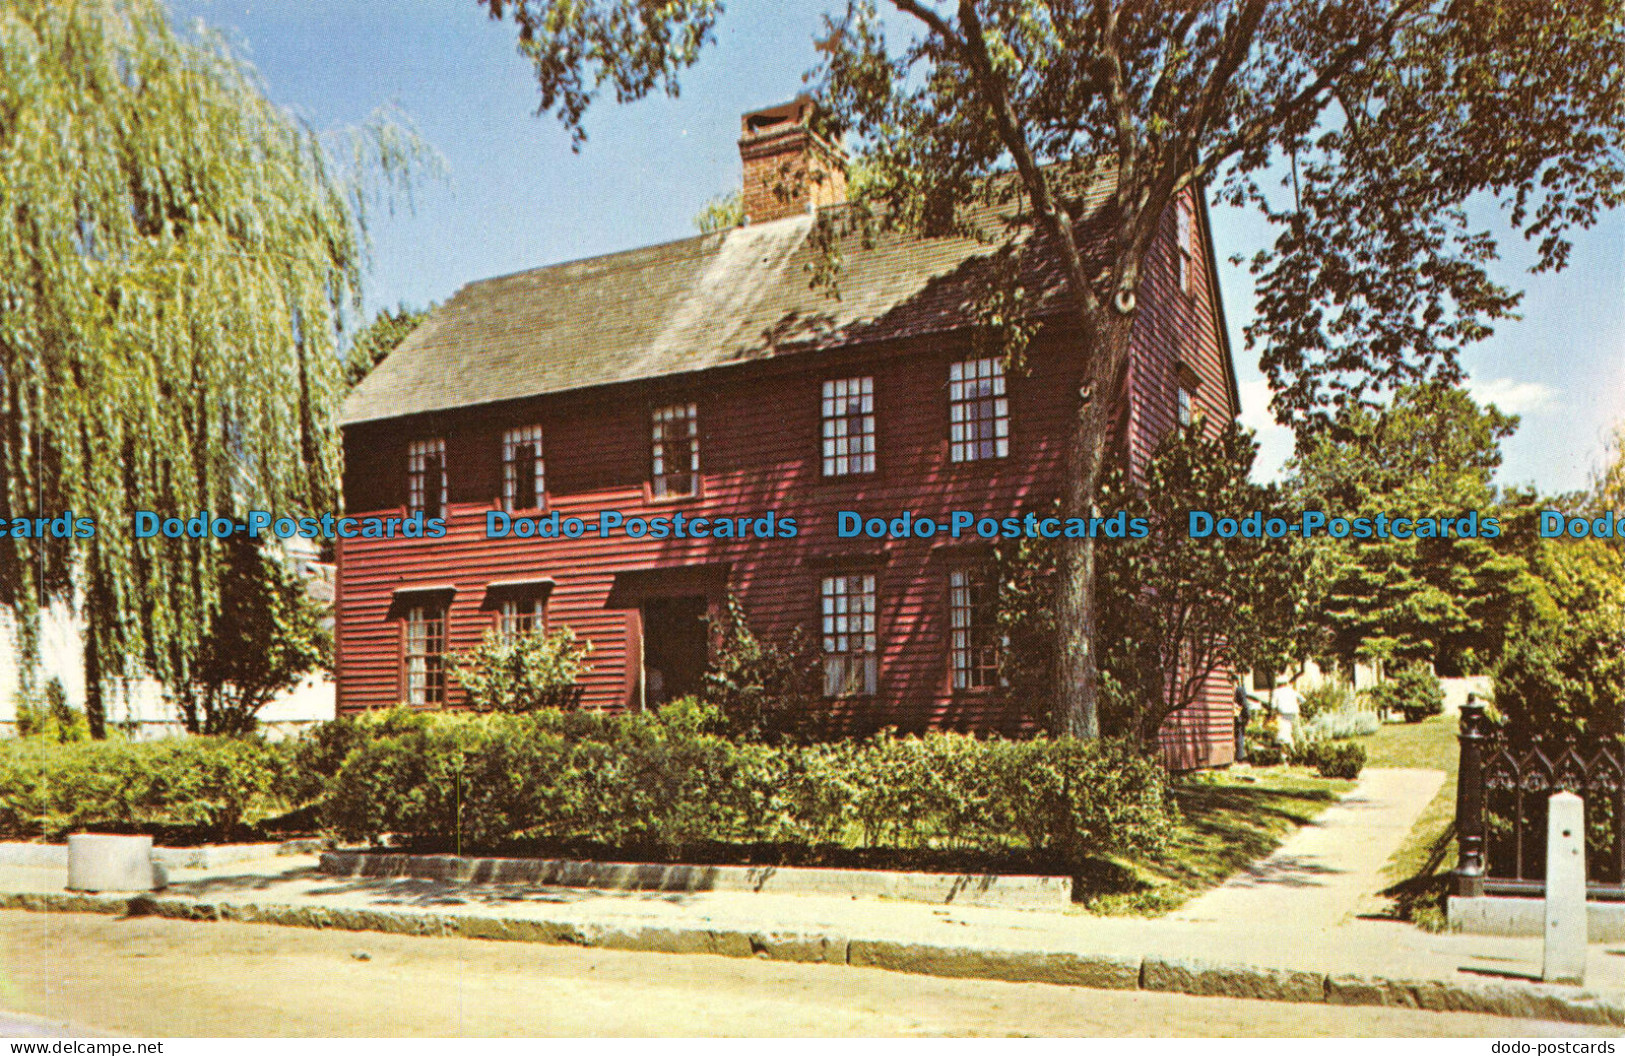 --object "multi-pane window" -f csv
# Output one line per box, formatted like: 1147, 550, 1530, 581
821, 574, 878, 697
502, 424, 545, 512
1177, 385, 1194, 428
948, 357, 1009, 462
498, 597, 546, 639
651, 403, 699, 498
404, 603, 447, 706
949, 568, 1001, 691
821, 376, 876, 476
407, 438, 447, 519
1177, 201, 1196, 294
